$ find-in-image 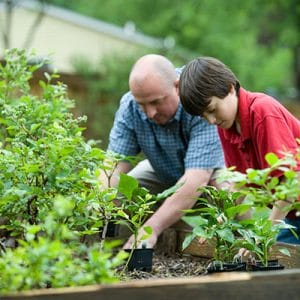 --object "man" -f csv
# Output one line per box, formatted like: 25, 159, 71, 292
101, 54, 224, 249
